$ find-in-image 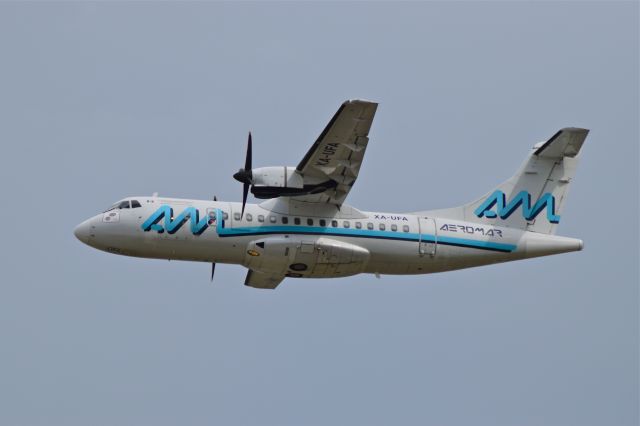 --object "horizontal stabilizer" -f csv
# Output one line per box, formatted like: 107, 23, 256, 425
534, 127, 589, 159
